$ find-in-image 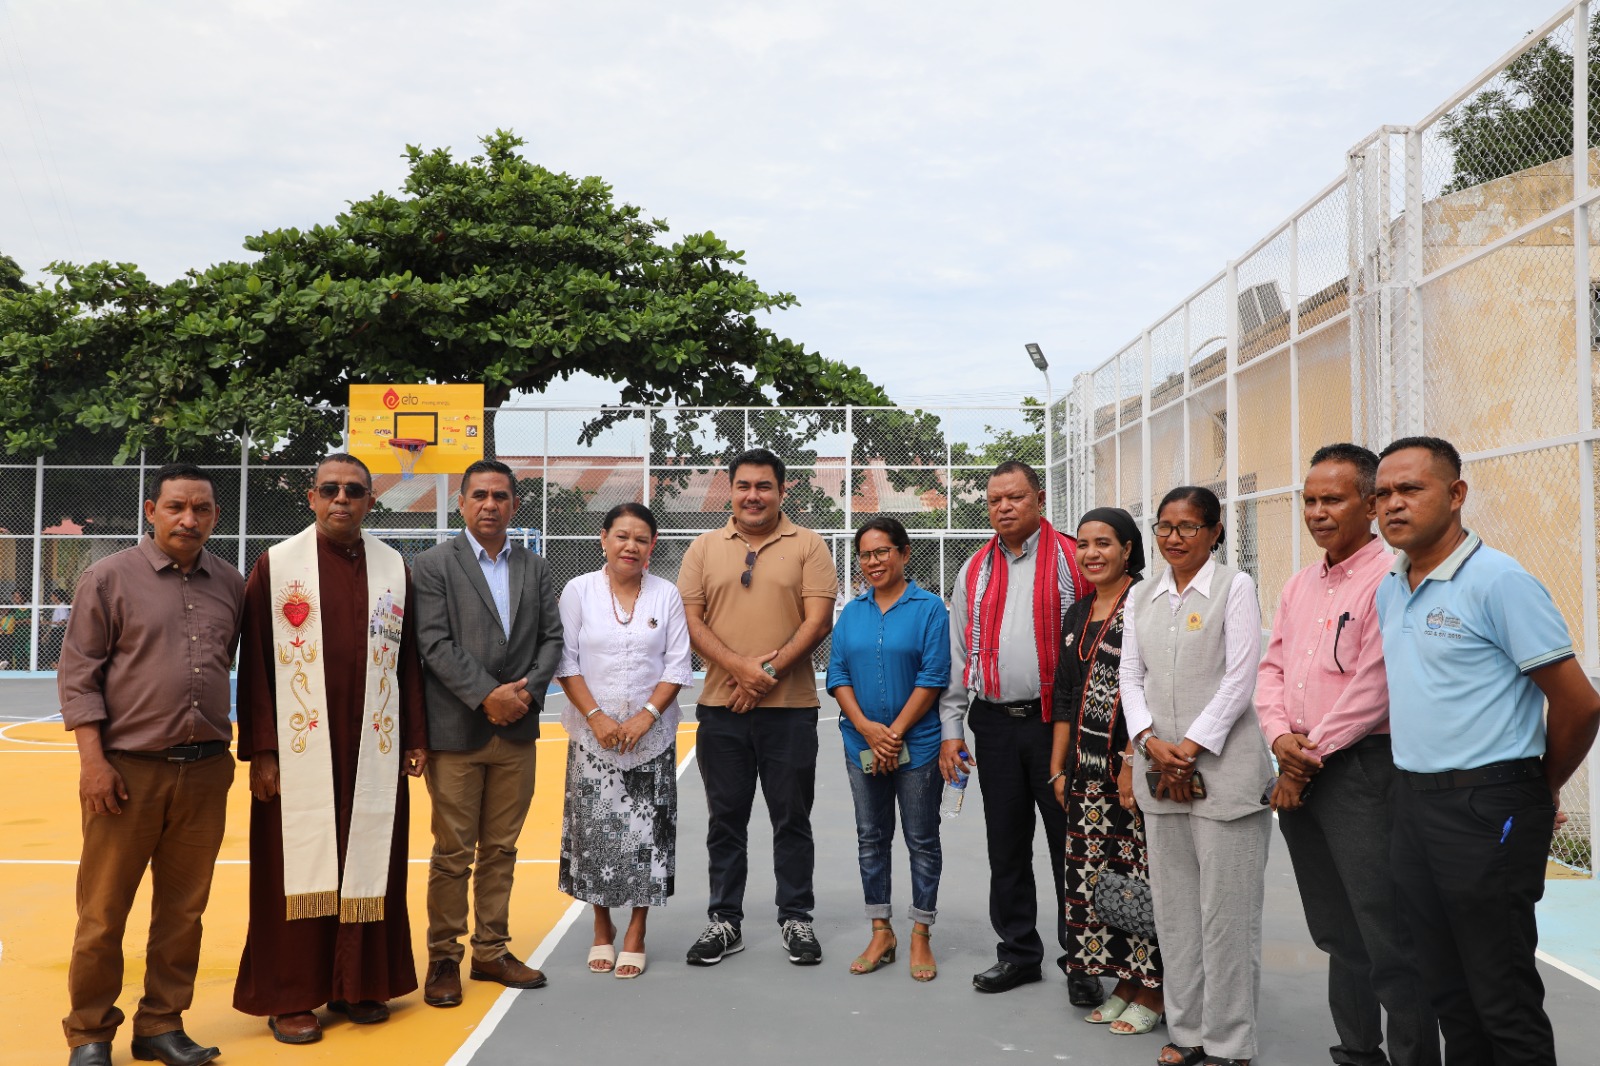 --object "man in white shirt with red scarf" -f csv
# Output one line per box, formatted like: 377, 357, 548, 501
940, 460, 1091, 998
